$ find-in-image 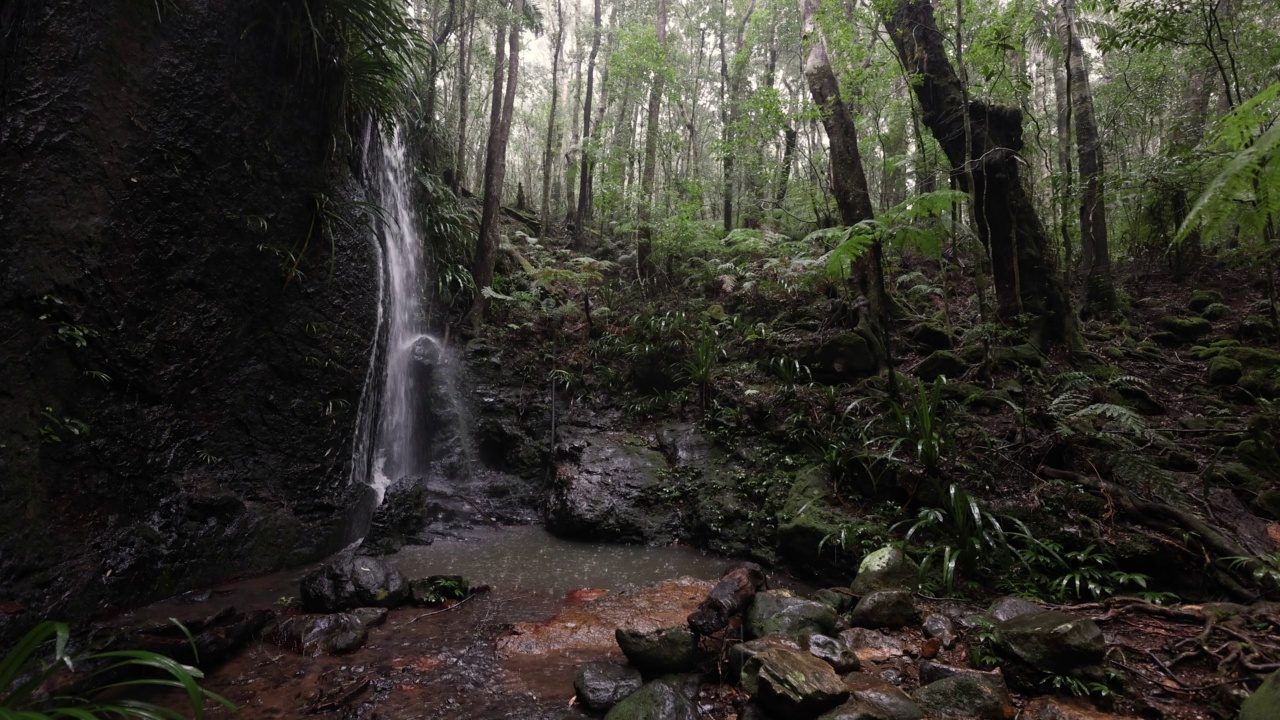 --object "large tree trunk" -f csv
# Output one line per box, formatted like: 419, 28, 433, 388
540, 0, 565, 234
451, 0, 476, 192
718, 0, 755, 232
565, 38, 583, 227
1169, 61, 1212, 277
573, 0, 602, 251
1053, 46, 1073, 288
799, 0, 890, 370
637, 0, 667, 277
884, 0, 1076, 349
1056, 0, 1113, 310
466, 0, 522, 326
